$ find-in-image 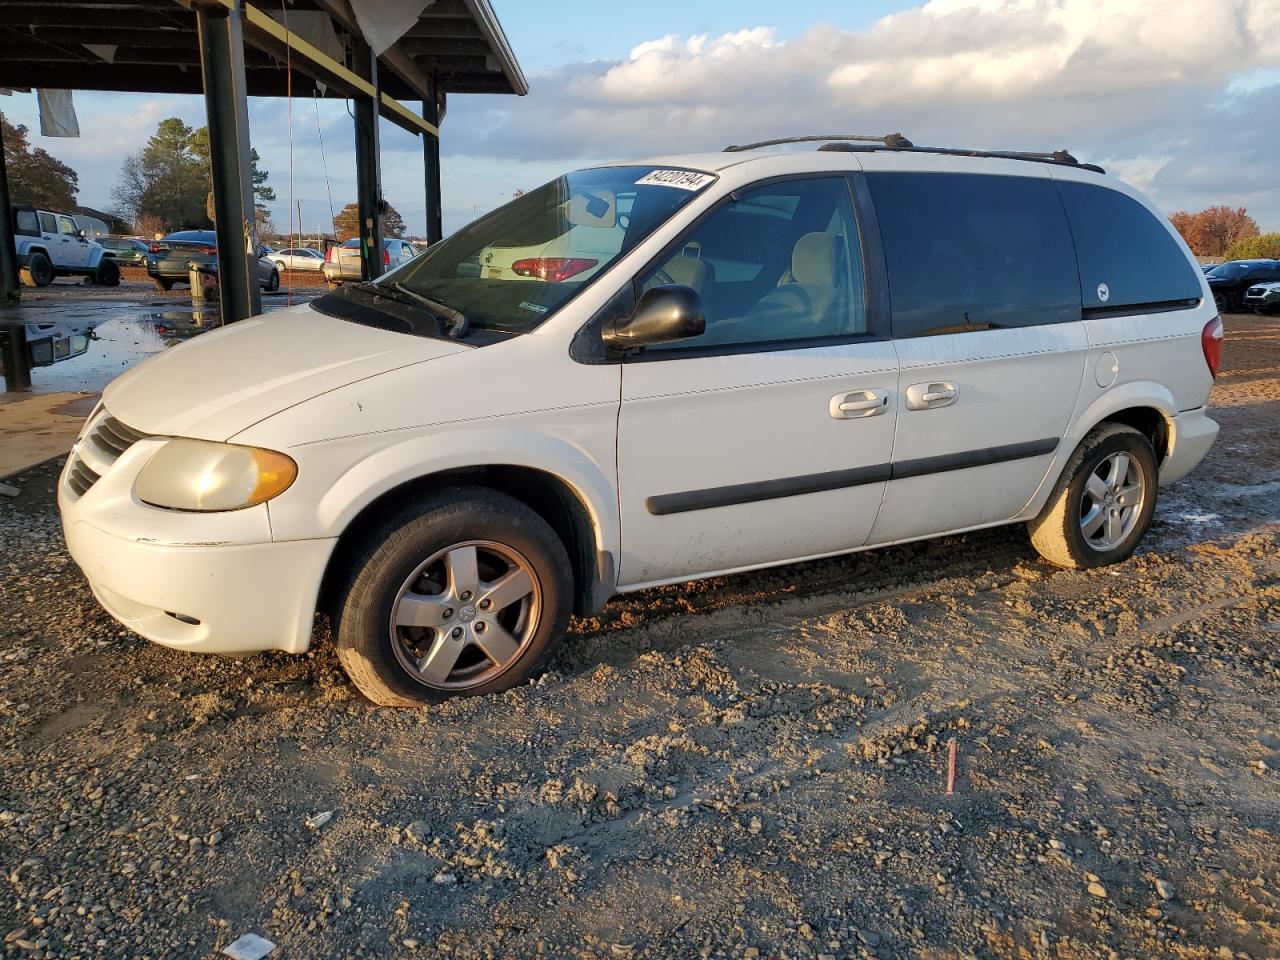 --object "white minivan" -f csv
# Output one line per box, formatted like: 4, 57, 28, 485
59, 137, 1222, 706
